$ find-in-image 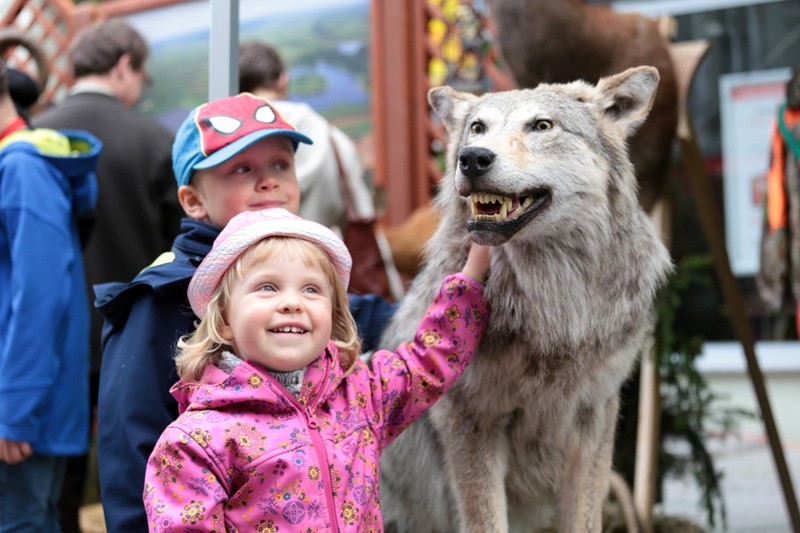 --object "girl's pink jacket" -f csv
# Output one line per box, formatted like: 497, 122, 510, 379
144, 274, 488, 532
